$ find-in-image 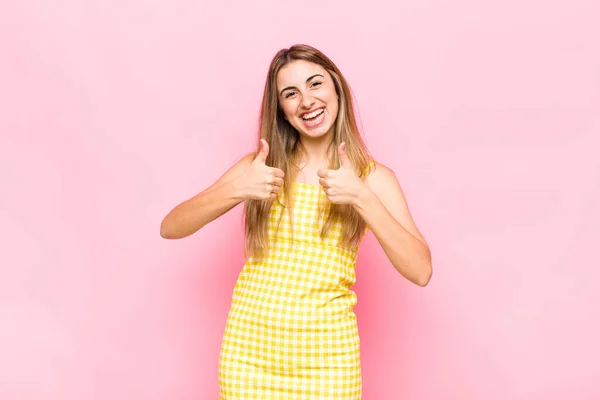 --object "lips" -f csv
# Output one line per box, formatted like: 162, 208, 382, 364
301, 108, 326, 128
301, 107, 325, 120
